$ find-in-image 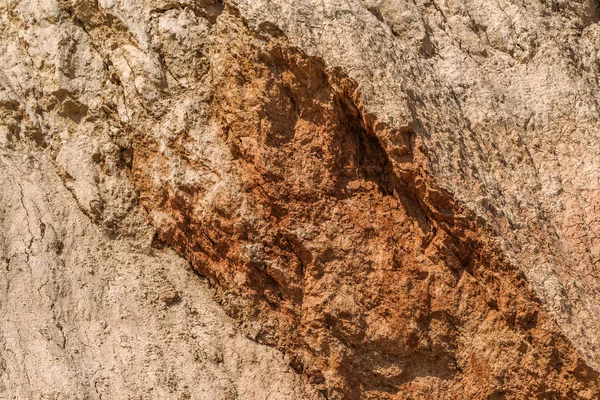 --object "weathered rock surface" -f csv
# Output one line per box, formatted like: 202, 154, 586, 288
0, 120, 320, 399
1, 0, 599, 399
